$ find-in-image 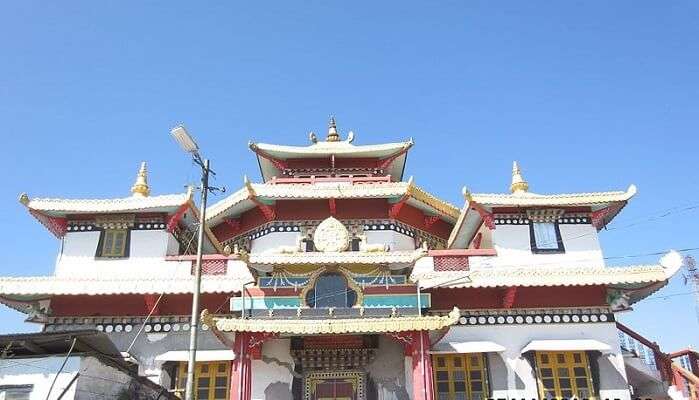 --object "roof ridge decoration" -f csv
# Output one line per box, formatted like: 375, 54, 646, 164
130, 162, 150, 197
326, 116, 340, 142
200, 306, 461, 334
510, 161, 529, 194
